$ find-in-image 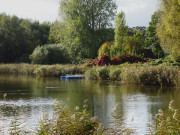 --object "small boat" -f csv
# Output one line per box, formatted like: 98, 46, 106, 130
61, 75, 84, 79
